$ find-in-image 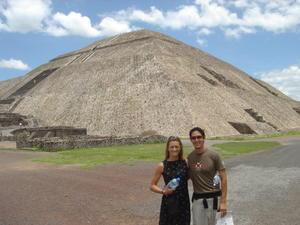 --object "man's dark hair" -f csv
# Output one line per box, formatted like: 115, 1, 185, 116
189, 127, 206, 139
